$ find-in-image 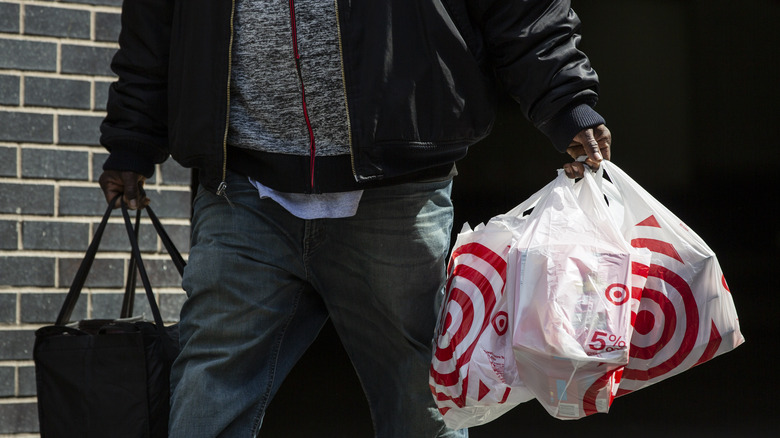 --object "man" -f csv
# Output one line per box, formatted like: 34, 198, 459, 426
99, 0, 610, 436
